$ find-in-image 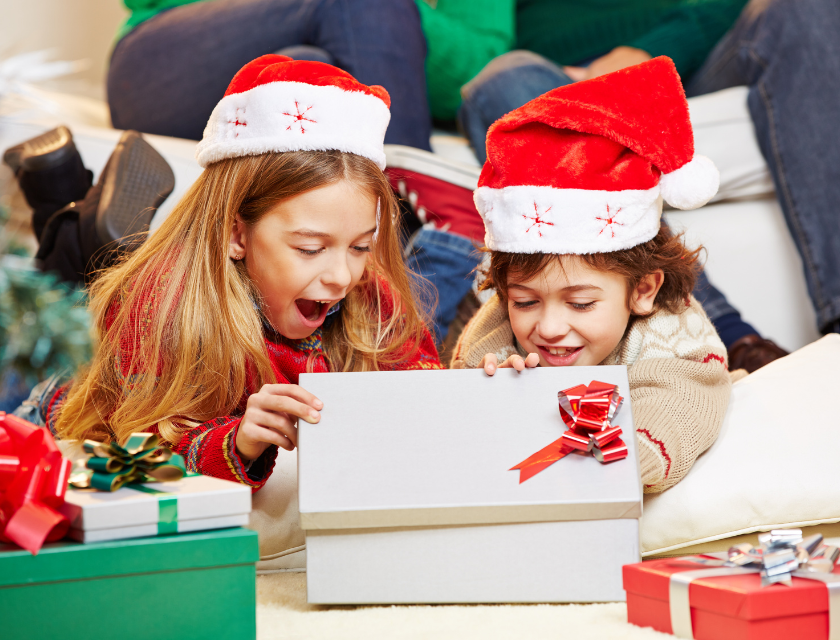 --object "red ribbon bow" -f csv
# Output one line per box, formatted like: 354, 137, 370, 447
0, 413, 71, 554
510, 381, 629, 483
